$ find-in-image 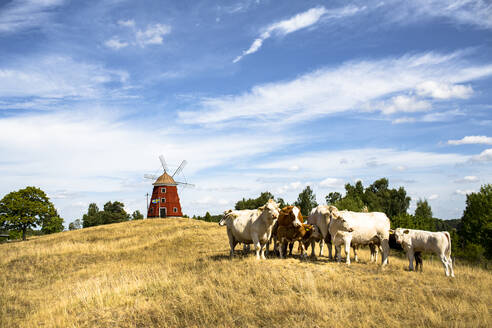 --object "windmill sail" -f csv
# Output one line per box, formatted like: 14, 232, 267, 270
159, 155, 168, 172
172, 160, 187, 177
144, 174, 159, 180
